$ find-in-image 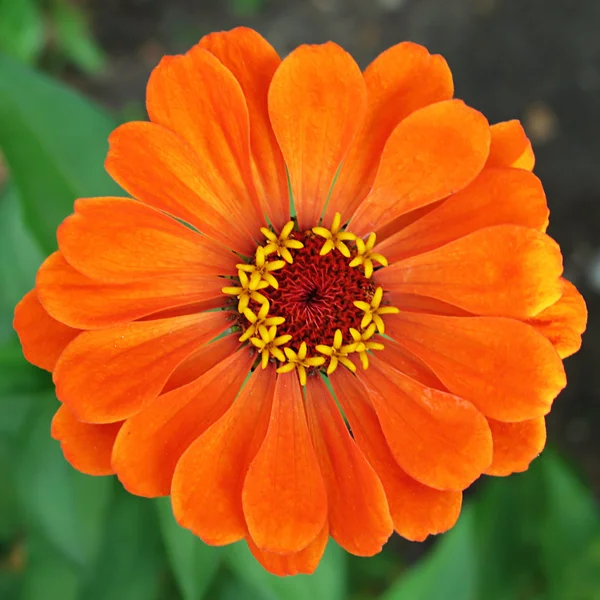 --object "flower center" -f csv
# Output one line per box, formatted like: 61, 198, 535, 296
222, 213, 399, 384
263, 232, 375, 352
